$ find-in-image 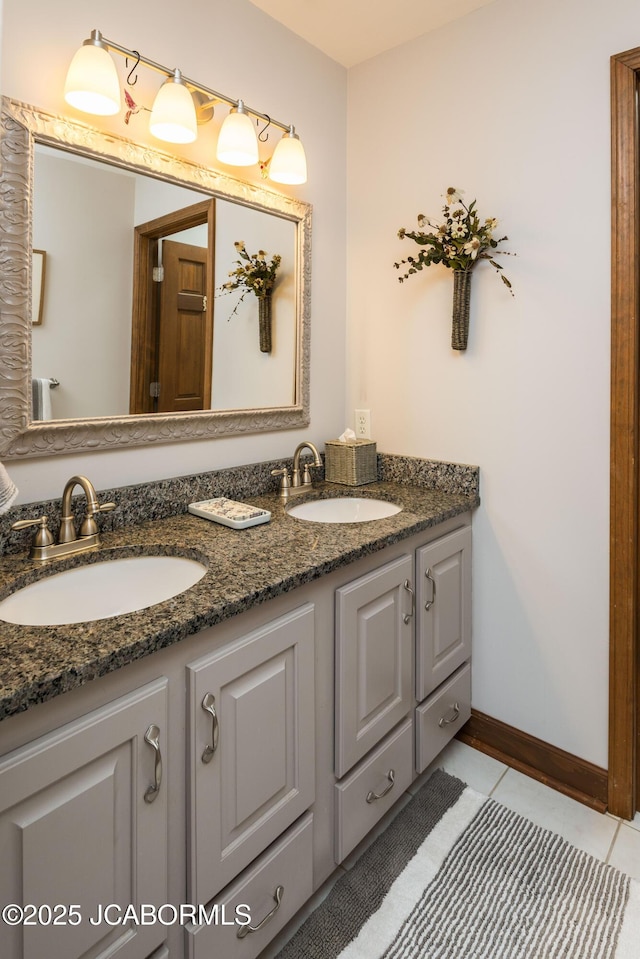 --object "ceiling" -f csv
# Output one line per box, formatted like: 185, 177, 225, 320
247, 0, 497, 68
